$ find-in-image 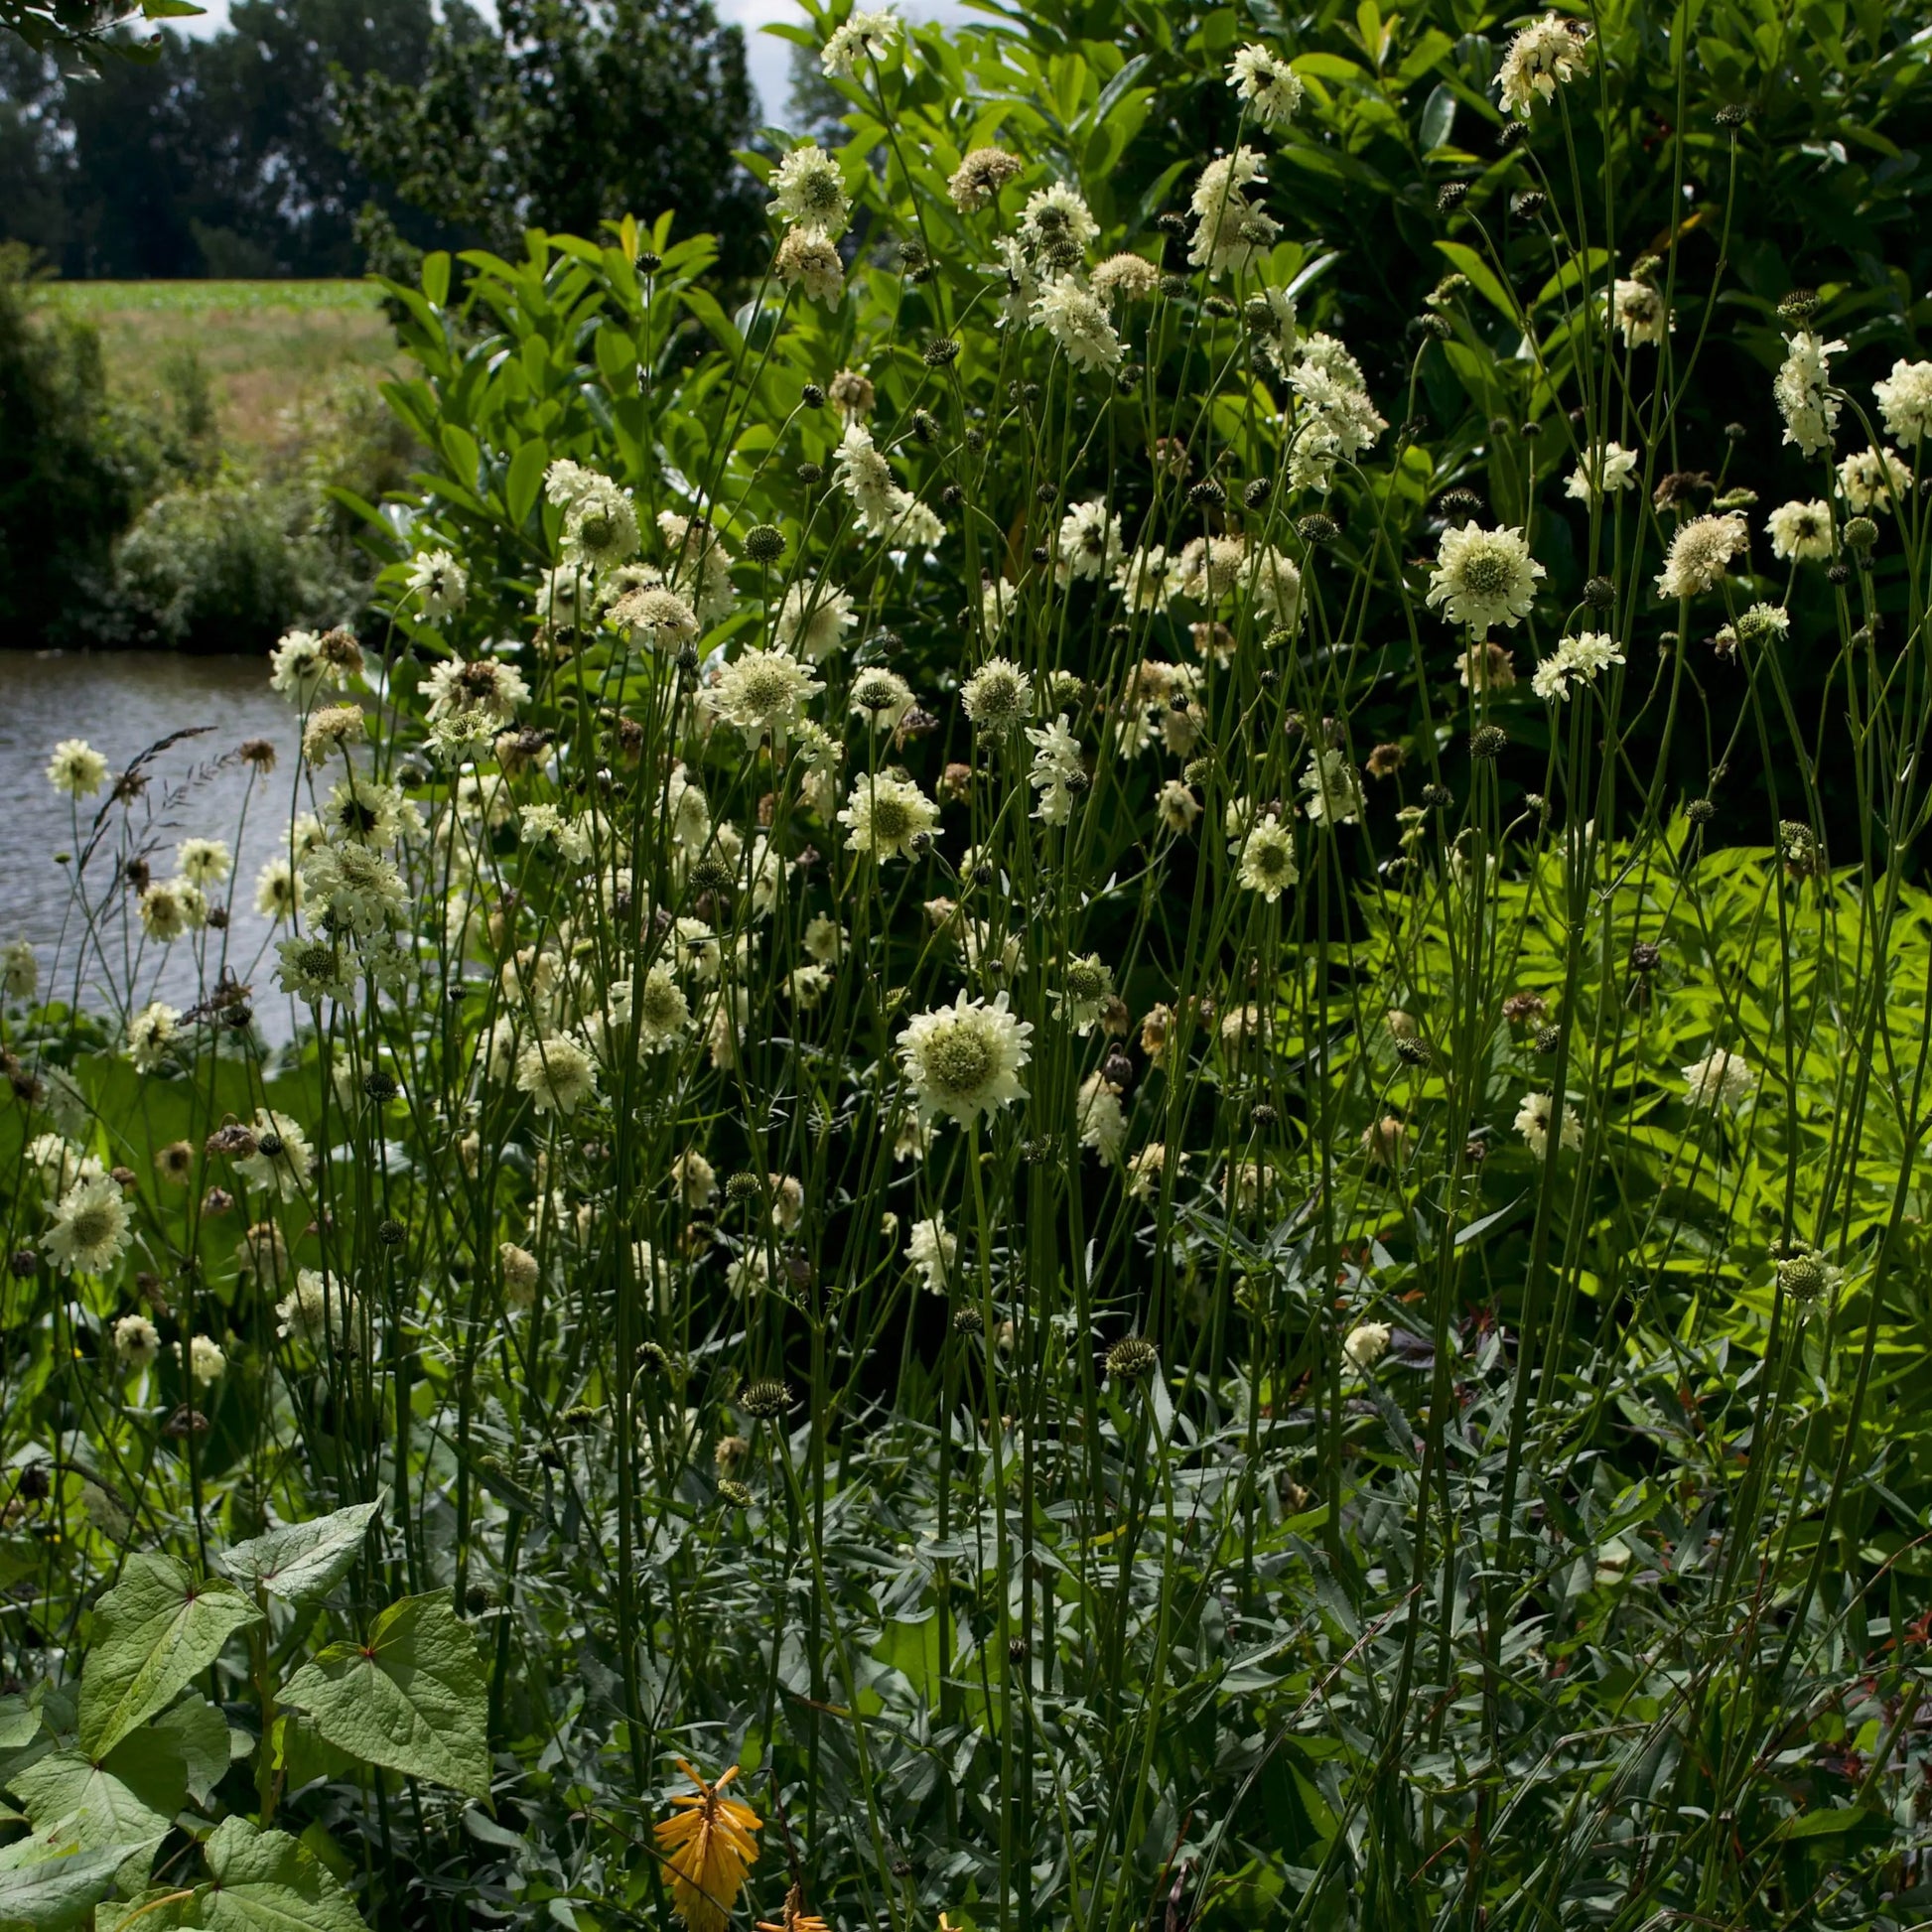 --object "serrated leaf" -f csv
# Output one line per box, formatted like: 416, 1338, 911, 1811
219, 1499, 383, 1605
77, 1558, 261, 1761
196, 1817, 368, 1932
278, 1594, 489, 1800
